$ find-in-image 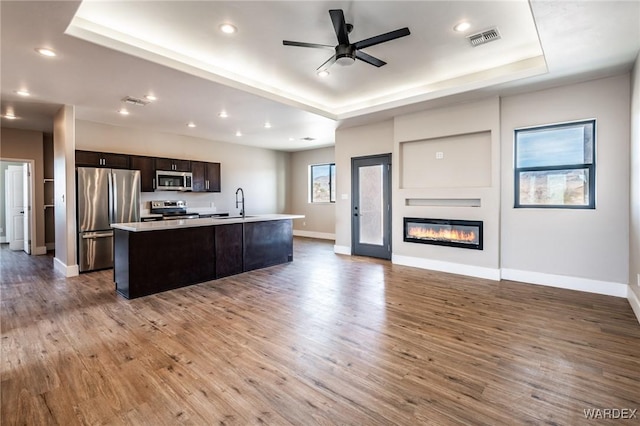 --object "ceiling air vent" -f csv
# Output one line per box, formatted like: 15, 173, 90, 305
121, 96, 150, 107
301, 137, 316, 141
467, 28, 501, 47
